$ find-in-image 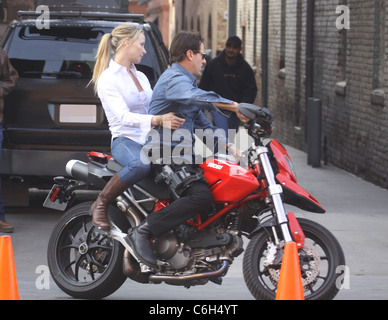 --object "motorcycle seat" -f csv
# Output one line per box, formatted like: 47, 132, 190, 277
107, 158, 171, 200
